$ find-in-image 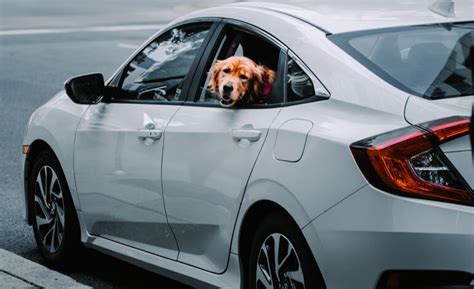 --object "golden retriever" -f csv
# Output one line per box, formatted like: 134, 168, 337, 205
209, 56, 276, 107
